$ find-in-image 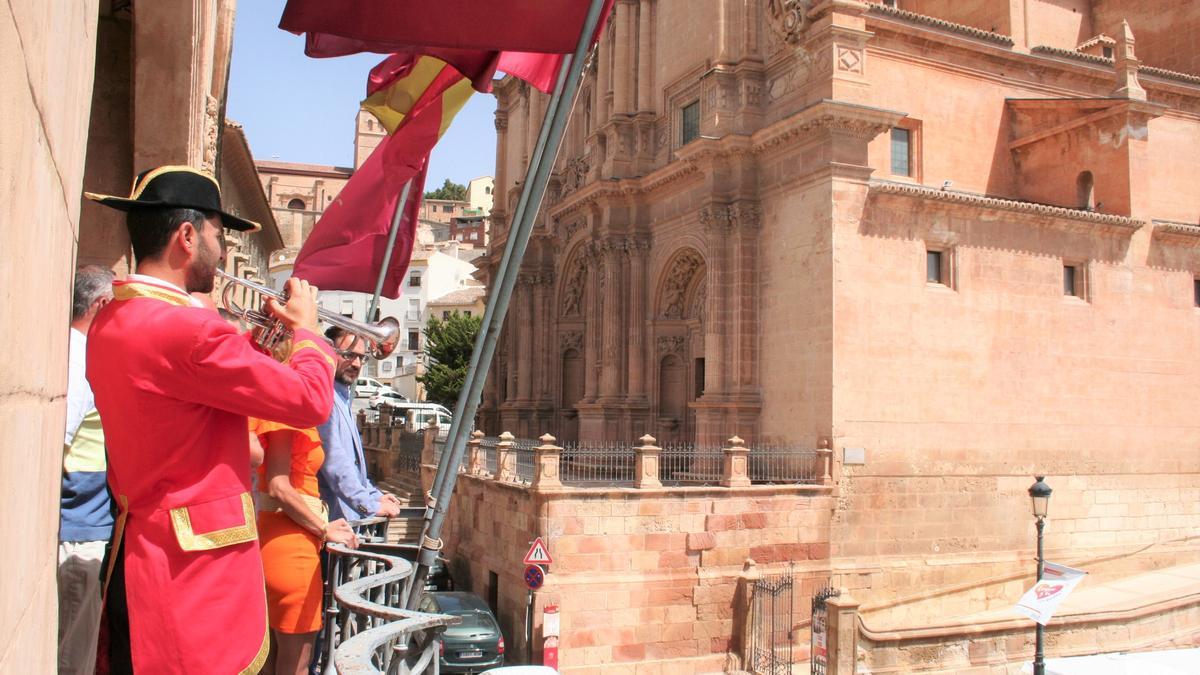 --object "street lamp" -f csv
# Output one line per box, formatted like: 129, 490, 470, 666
1028, 476, 1052, 675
